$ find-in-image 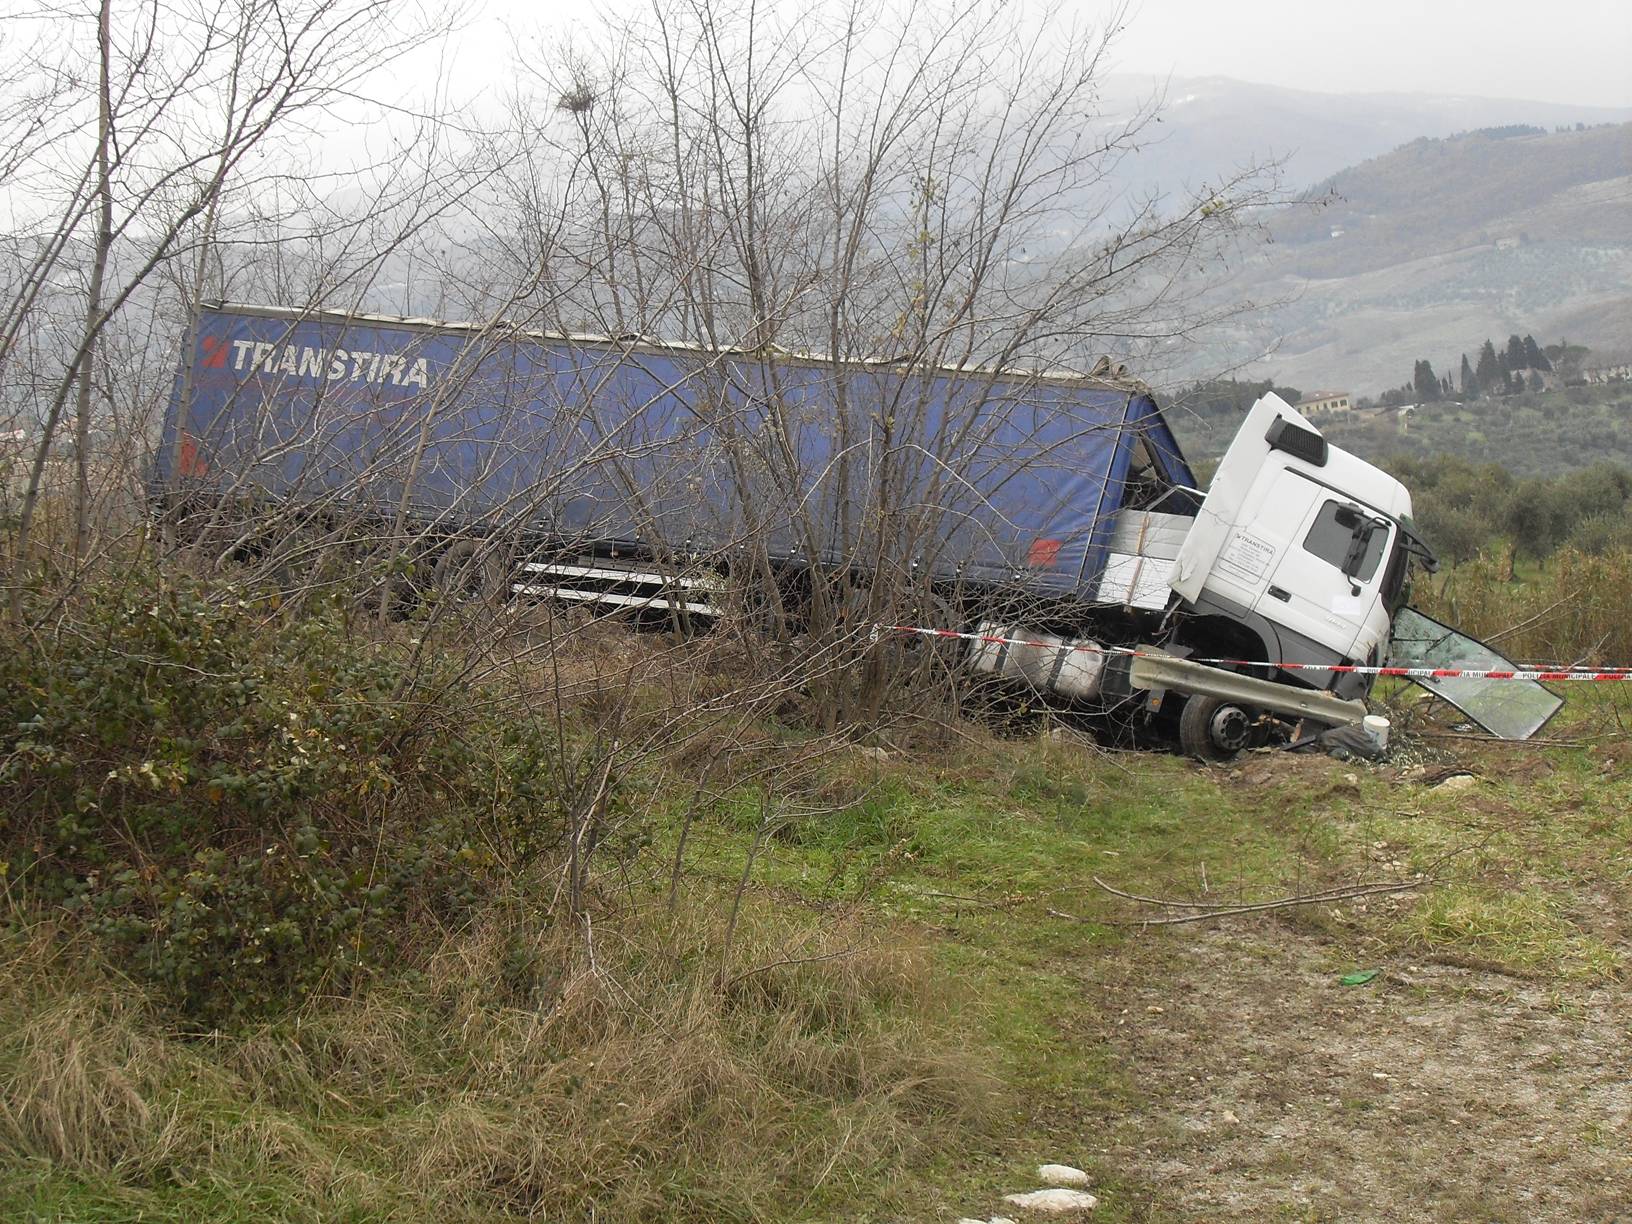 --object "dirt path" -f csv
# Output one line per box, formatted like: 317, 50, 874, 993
1093, 921, 1632, 1223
